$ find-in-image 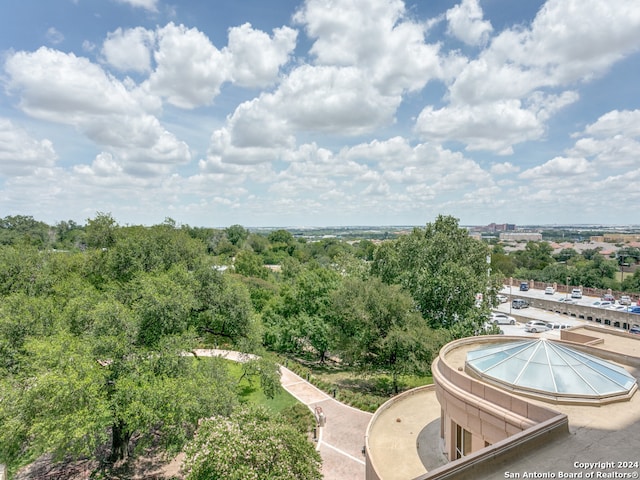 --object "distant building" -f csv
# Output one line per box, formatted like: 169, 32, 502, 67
591, 233, 640, 243
487, 223, 515, 232
499, 232, 542, 241
469, 223, 516, 233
